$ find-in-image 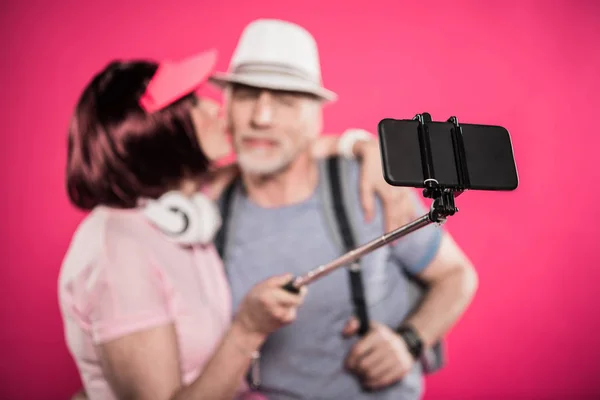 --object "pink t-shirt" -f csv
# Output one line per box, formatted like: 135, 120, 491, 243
58, 206, 258, 399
